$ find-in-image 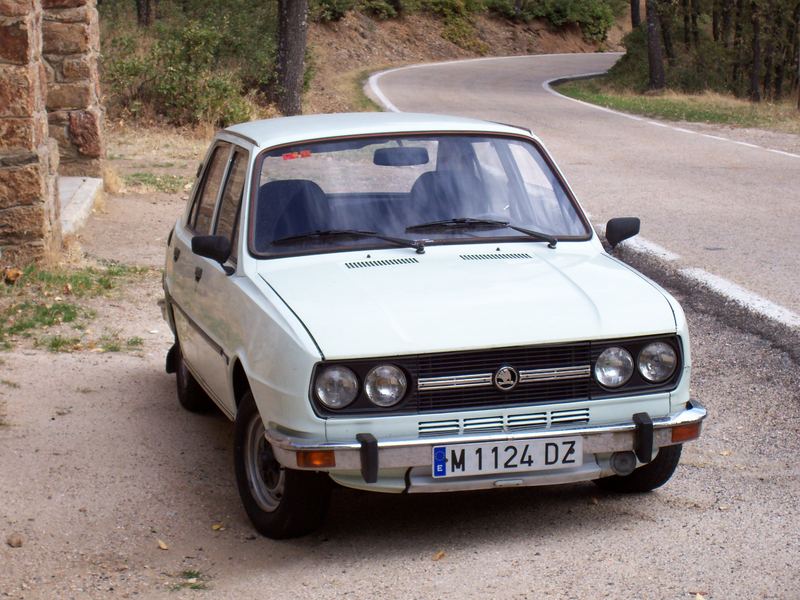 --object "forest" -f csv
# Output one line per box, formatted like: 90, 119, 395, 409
101, 0, 800, 126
